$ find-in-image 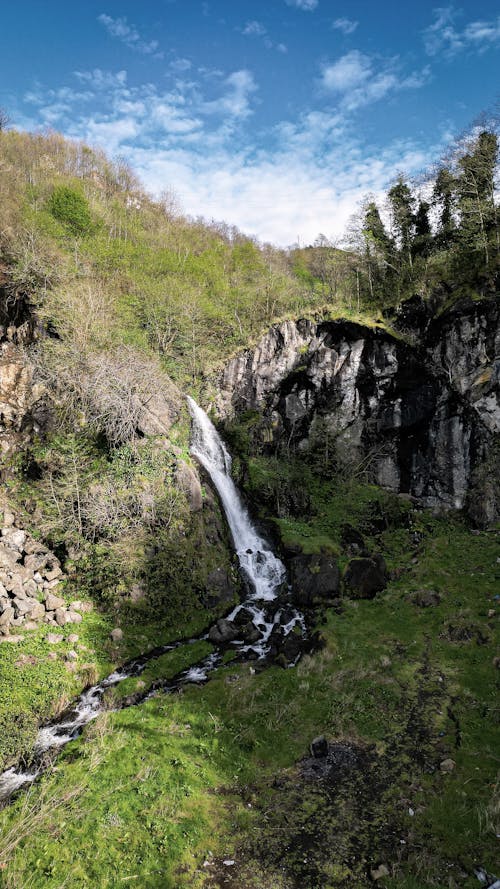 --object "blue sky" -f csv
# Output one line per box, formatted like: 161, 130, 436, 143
1, 1, 500, 245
